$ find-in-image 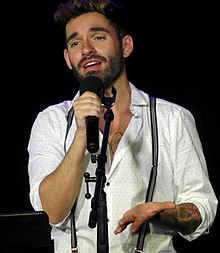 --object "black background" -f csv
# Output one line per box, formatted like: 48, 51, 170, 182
1, 1, 219, 252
